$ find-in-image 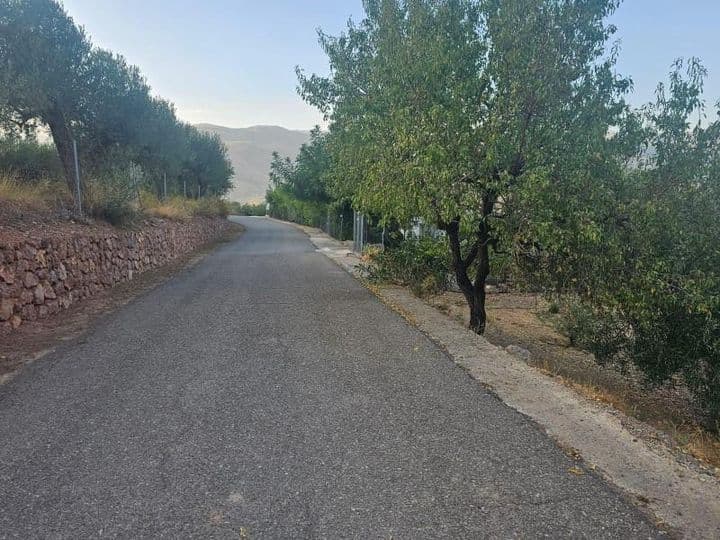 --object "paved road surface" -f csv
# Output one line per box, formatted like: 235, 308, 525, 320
0, 217, 659, 538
